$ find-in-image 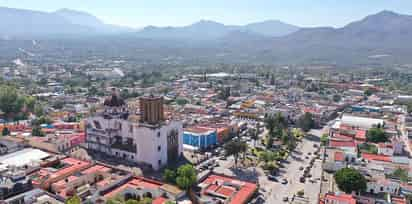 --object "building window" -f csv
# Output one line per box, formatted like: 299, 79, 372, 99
129, 125, 133, 133
93, 120, 102, 129
158, 160, 161, 165
158, 146, 161, 151
157, 132, 161, 137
